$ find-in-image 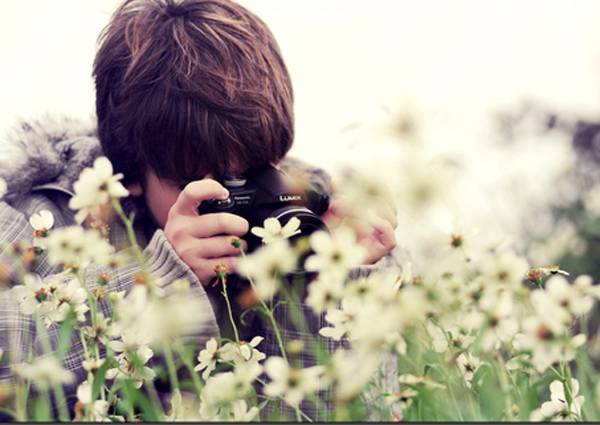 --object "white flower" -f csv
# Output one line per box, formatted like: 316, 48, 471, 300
46, 278, 89, 324
391, 333, 408, 355
114, 285, 208, 345
69, 157, 129, 224
480, 250, 529, 291
426, 321, 448, 353
335, 167, 397, 222
306, 272, 345, 314
398, 374, 445, 390
530, 379, 584, 421
81, 312, 120, 346
29, 210, 55, 250
45, 226, 115, 268
572, 275, 600, 299
305, 227, 366, 275
530, 289, 572, 331
350, 302, 406, 353
330, 349, 380, 403
514, 309, 585, 373
251, 217, 301, 244
400, 262, 413, 285
237, 239, 297, 300
13, 357, 73, 389
76, 382, 118, 424
230, 400, 259, 421
198, 398, 259, 422
12, 272, 89, 327
76, 380, 93, 404
220, 337, 266, 366
12, 274, 54, 317
384, 389, 418, 414
582, 184, 600, 217
200, 362, 262, 410
194, 338, 220, 381
0, 178, 6, 200
476, 290, 519, 350
344, 272, 402, 307
319, 298, 360, 340
435, 219, 481, 262
82, 358, 106, 373
264, 357, 329, 407
545, 275, 594, 316
106, 330, 155, 388
164, 389, 205, 421
456, 352, 481, 388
